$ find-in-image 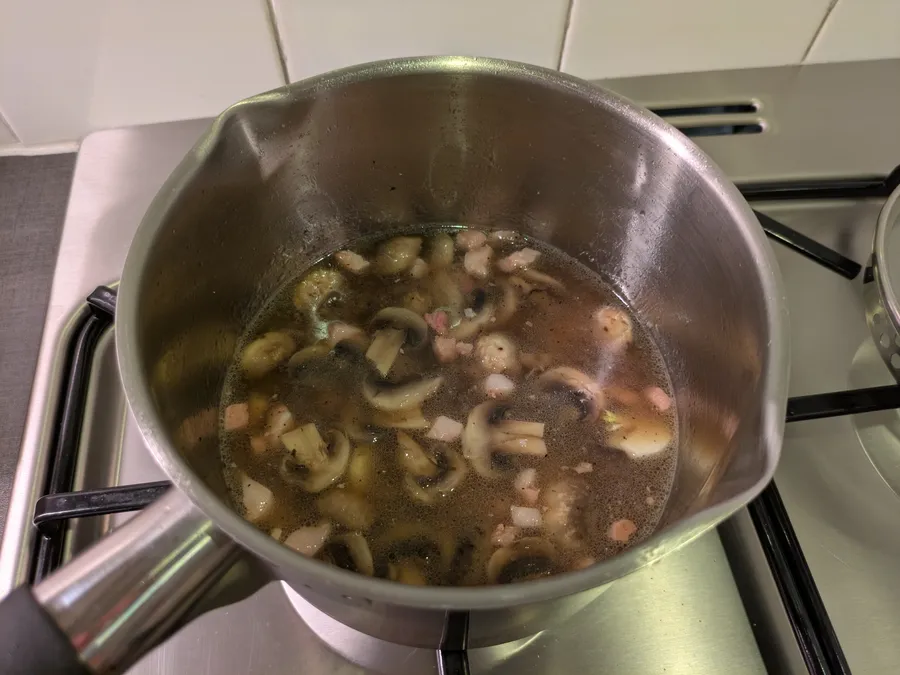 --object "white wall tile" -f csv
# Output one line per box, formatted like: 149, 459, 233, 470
561, 0, 835, 80
0, 0, 285, 145
805, 0, 900, 63
270, 0, 570, 81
